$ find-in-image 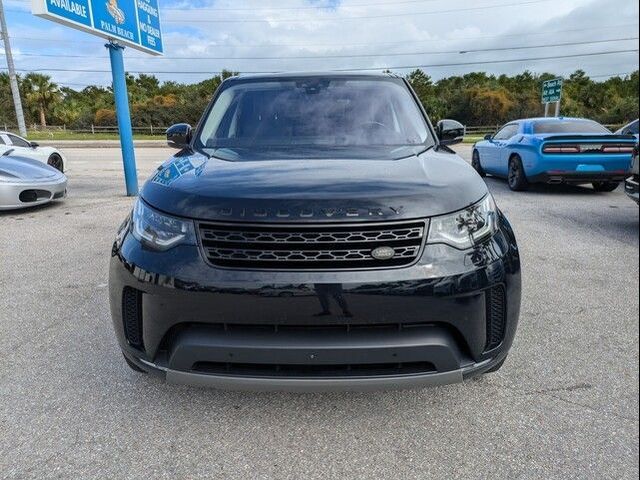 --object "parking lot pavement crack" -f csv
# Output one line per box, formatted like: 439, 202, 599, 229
529, 382, 593, 394
20, 428, 83, 476
489, 381, 640, 423
536, 391, 640, 423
